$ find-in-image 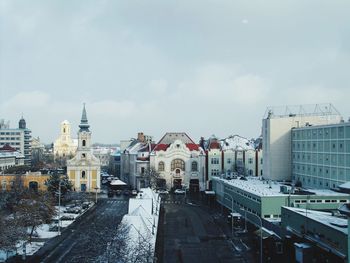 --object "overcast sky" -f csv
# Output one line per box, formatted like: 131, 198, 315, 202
1, 0, 349, 144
